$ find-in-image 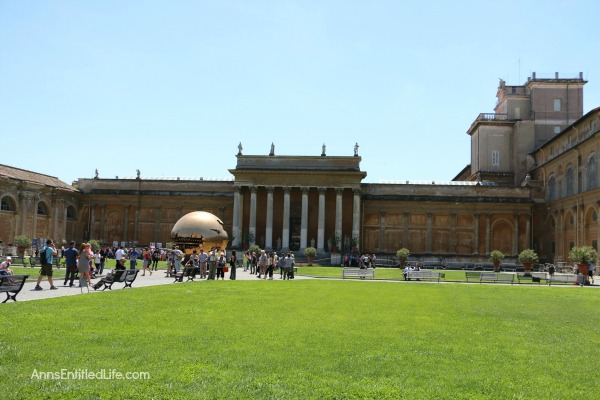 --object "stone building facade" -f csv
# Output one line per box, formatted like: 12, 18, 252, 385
1, 72, 597, 263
